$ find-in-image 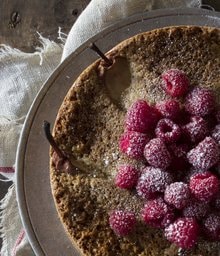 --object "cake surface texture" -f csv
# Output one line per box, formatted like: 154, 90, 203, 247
50, 26, 220, 256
